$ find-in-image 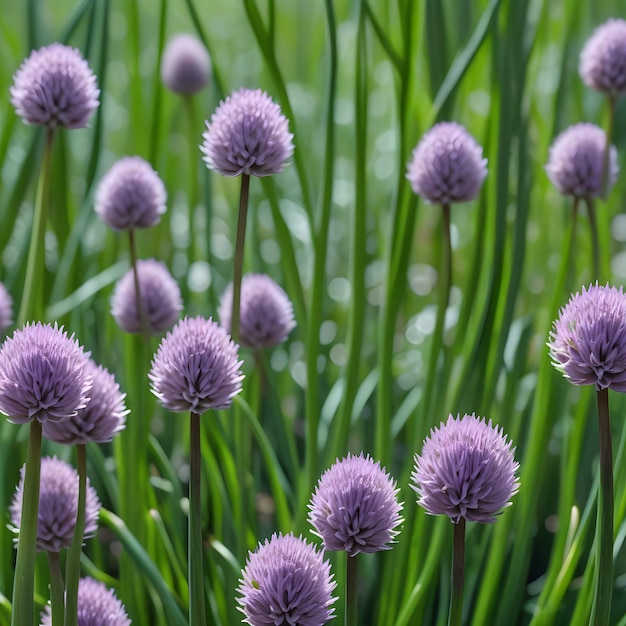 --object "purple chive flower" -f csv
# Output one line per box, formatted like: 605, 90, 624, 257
110, 259, 183, 335
545, 123, 618, 198
0, 322, 92, 425
580, 18, 626, 95
40, 577, 130, 626
218, 273, 296, 350
95, 156, 167, 231
10, 43, 99, 129
161, 33, 211, 95
0, 282, 13, 331
238, 533, 336, 626
201, 88, 294, 177
549, 283, 626, 391
10, 456, 100, 553
308, 453, 403, 556
406, 121, 487, 204
412, 414, 520, 524
149, 316, 244, 413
